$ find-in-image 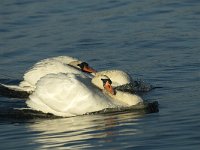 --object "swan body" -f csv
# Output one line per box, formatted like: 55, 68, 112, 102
27, 73, 119, 117
20, 59, 83, 92
27, 73, 143, 117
